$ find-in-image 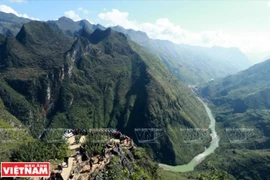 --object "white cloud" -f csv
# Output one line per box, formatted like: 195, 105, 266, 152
98, 9, 270, 61
98, 9, 138, 30
0, 4, 39, 20
78, 7, 89, 14
64, 10, 81, 21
